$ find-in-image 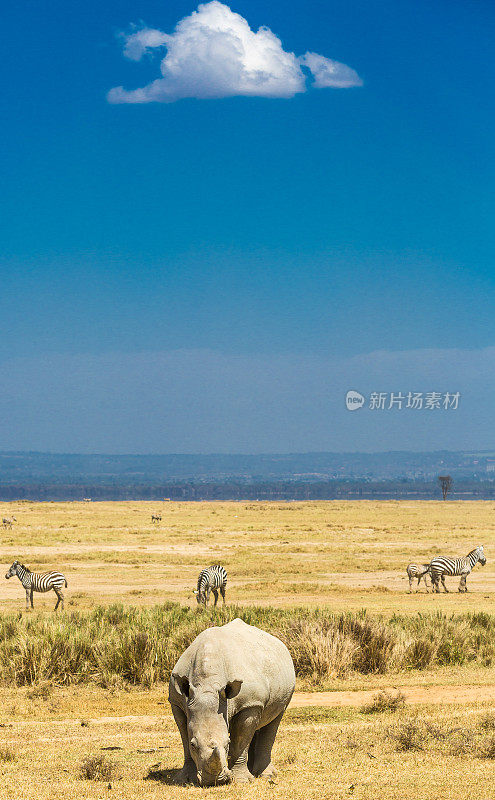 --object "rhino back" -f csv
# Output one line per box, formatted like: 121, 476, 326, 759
170, 619, 295, 719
